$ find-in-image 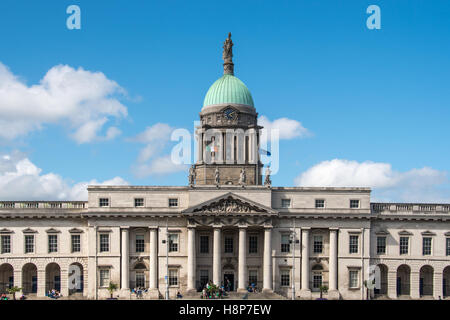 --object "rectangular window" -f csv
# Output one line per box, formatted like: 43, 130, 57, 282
399, 237, 409, 255
281, 199, 291, 208
135, 272, 145, 288
312, 274, 323, 289
99, 269, 110, 287
71, 234, 81, 253
136, 235, 145, 253
248, 270, 258, 286
99, 234, 109, 252
350, 200, 360, 209
280, 270, 290, 287
168, 234, 178, 252
134, 198, 144, 207
376, 236, 386, 255
224, 237, 233, 253
169, 269, 178, 286
313, 236, 323, 254
349, 235, 359, 254
447, 238, 450, 256
48, 234, 58, 253
1, 235, 11, 254
200, 270, 209, 285
25, 235, 34, 253
422, 237, 432, 256
249, 235, 258, 254
168, 198, 178, 207
349, 270, 359, 288
200, 235, 209, 254
315, 199, 325, 208
99, 198, 109, 207
281, 235, 290, 253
